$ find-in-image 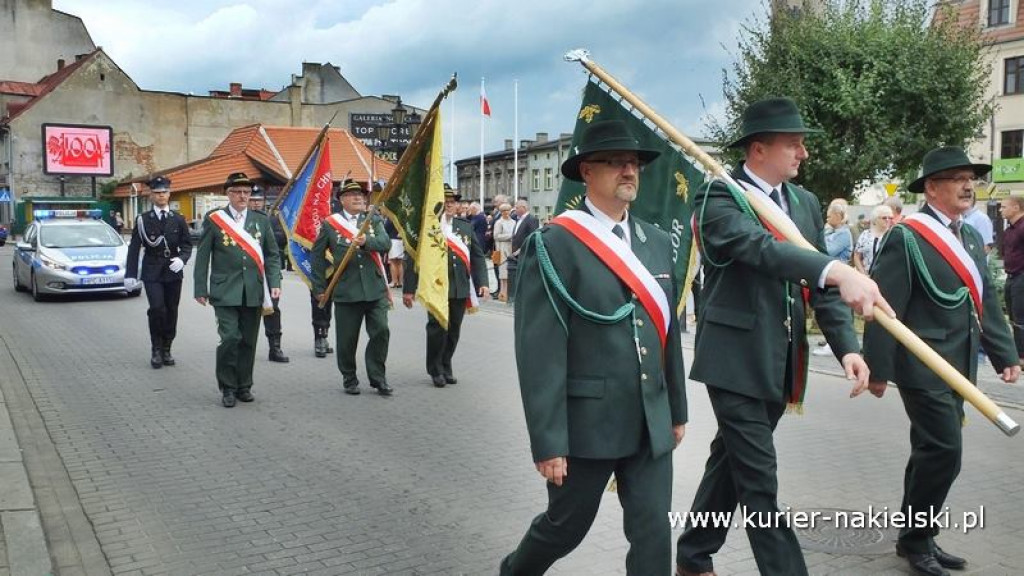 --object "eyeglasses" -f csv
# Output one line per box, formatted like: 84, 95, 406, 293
227, 189, 252, 195
878, 216, 894, 220
586, 157, 645, 172
932, 175, 982, 186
